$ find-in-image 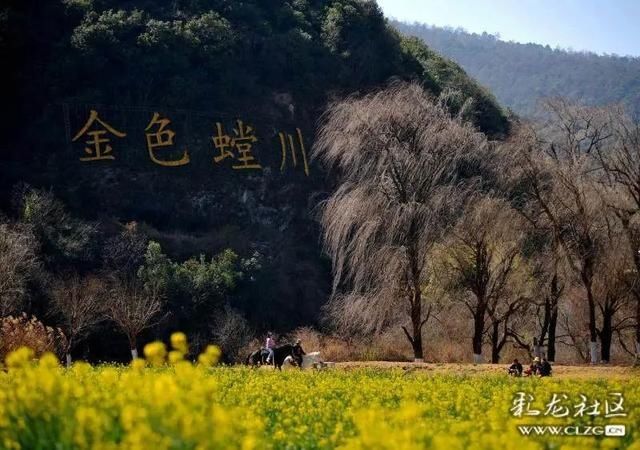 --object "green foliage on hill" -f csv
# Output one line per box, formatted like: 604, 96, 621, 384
394, 21, 640, 118
2, 0, 508, 141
